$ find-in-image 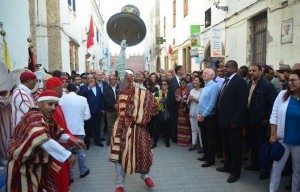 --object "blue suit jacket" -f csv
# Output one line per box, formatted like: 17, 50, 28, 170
79, 84, 104, 114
